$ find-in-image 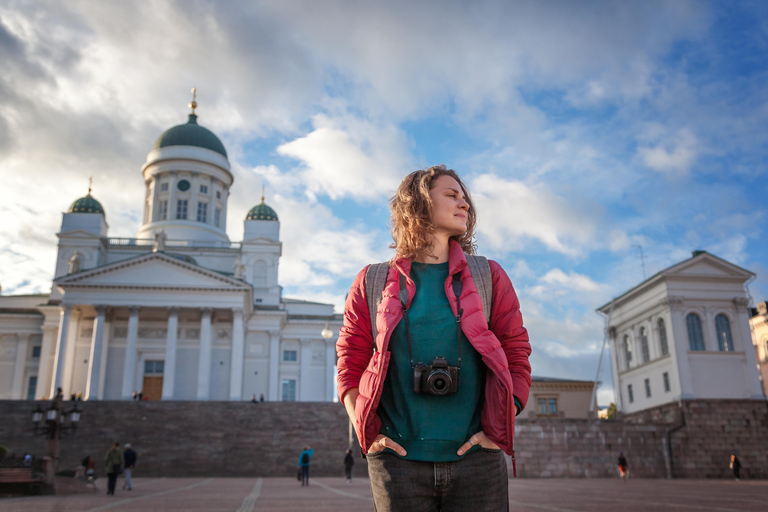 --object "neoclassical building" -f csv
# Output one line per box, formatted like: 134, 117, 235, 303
598, 250, 764, 414
0, 99, 342, 402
